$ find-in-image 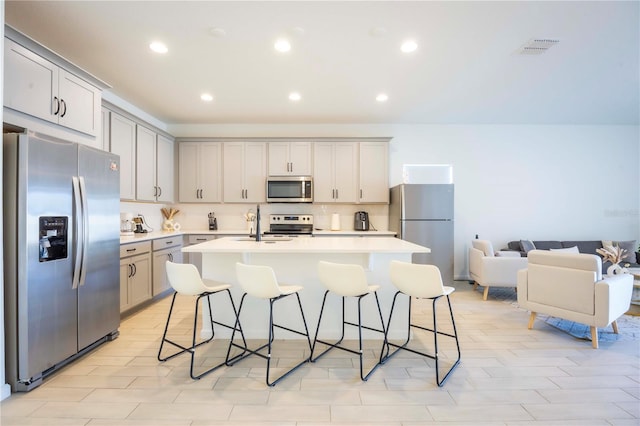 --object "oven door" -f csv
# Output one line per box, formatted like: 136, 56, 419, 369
266, 176, 312, 203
